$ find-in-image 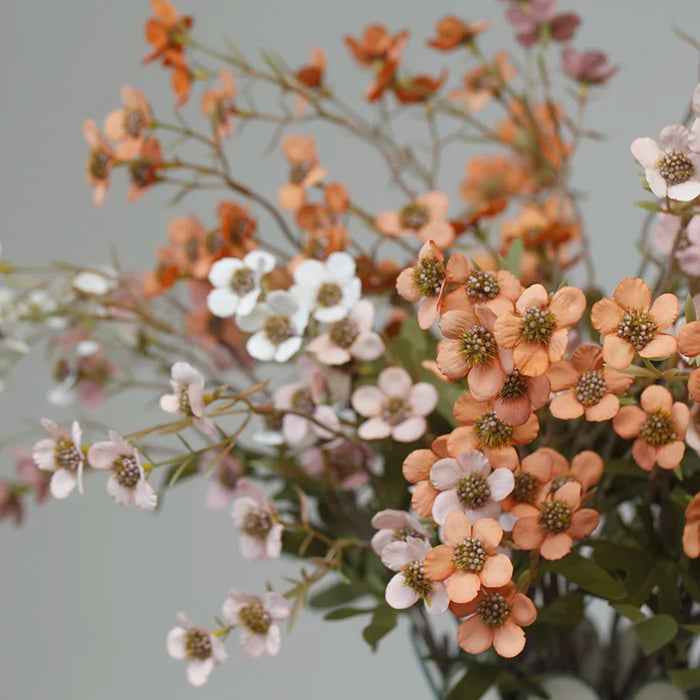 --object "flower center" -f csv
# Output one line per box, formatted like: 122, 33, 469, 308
512, 471, 539, 504
289, 160, 313, 184
453, 536, 487, 573
54, 439, 81, 471
381, 396, 411, 426
129, 160, 155, 188
88, 150, 111, 180
401, 559, 433, 598
616, 309, 657, 351
185, 237, 200, 262
575, 370, 607, 407
640, 408, 676, 446
241, 508, 273, 538
113, 455, 141, 488
329, 317, 360, 349
459, 326, 496, 366
474, 410, 513, 448
291, 387, 316, 414
304, 237, 327, 260
238, 602, 273, 635
225, 216, 251, 244
413, 257, 445, 297
185, 629, 212, 660
657, 152, 694, 186
539, 499, 573, 534
477, 592, 511, 627
263, 315, 294, 344
550, 474, 574, 493
520, 306, 556, 345
399, 202, 430, 230
316, 282, 343, 307
205, 231, 225, 254
216, 97, 236, 123
456, 473, 491, 509
124, 108, 145, 137
178, 388, 193, 415
392, 526, 425, 542
230, 267, 256, 295
217, 464, 239, 490
499, 369, 528, 400
466, 270, 501, 302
